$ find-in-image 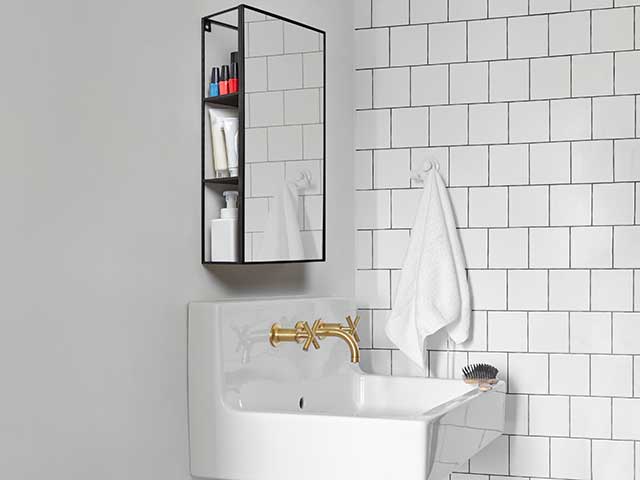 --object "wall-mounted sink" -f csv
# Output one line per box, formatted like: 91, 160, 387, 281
188, 298, 505, 480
